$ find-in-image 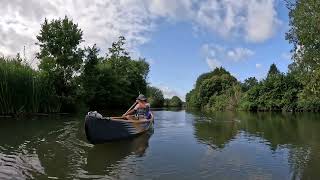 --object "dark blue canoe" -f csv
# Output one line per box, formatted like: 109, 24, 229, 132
84, 112, 154, 144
